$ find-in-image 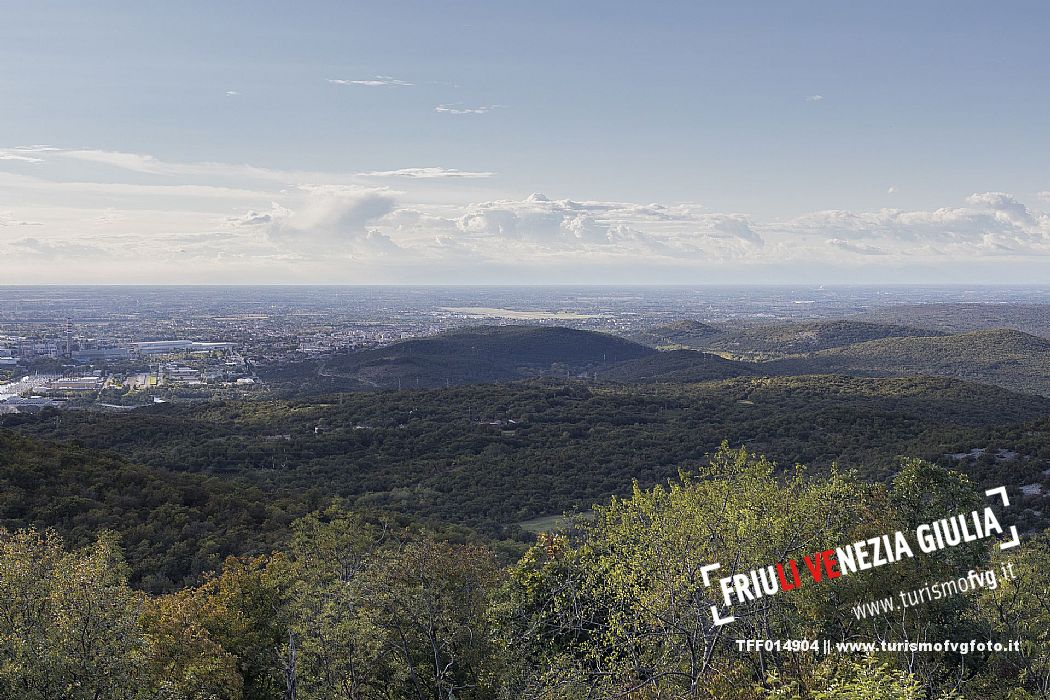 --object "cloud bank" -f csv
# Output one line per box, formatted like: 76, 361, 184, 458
329, 76, 413, 87
434, 104, 502, 115
2, 146, 1049, 283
